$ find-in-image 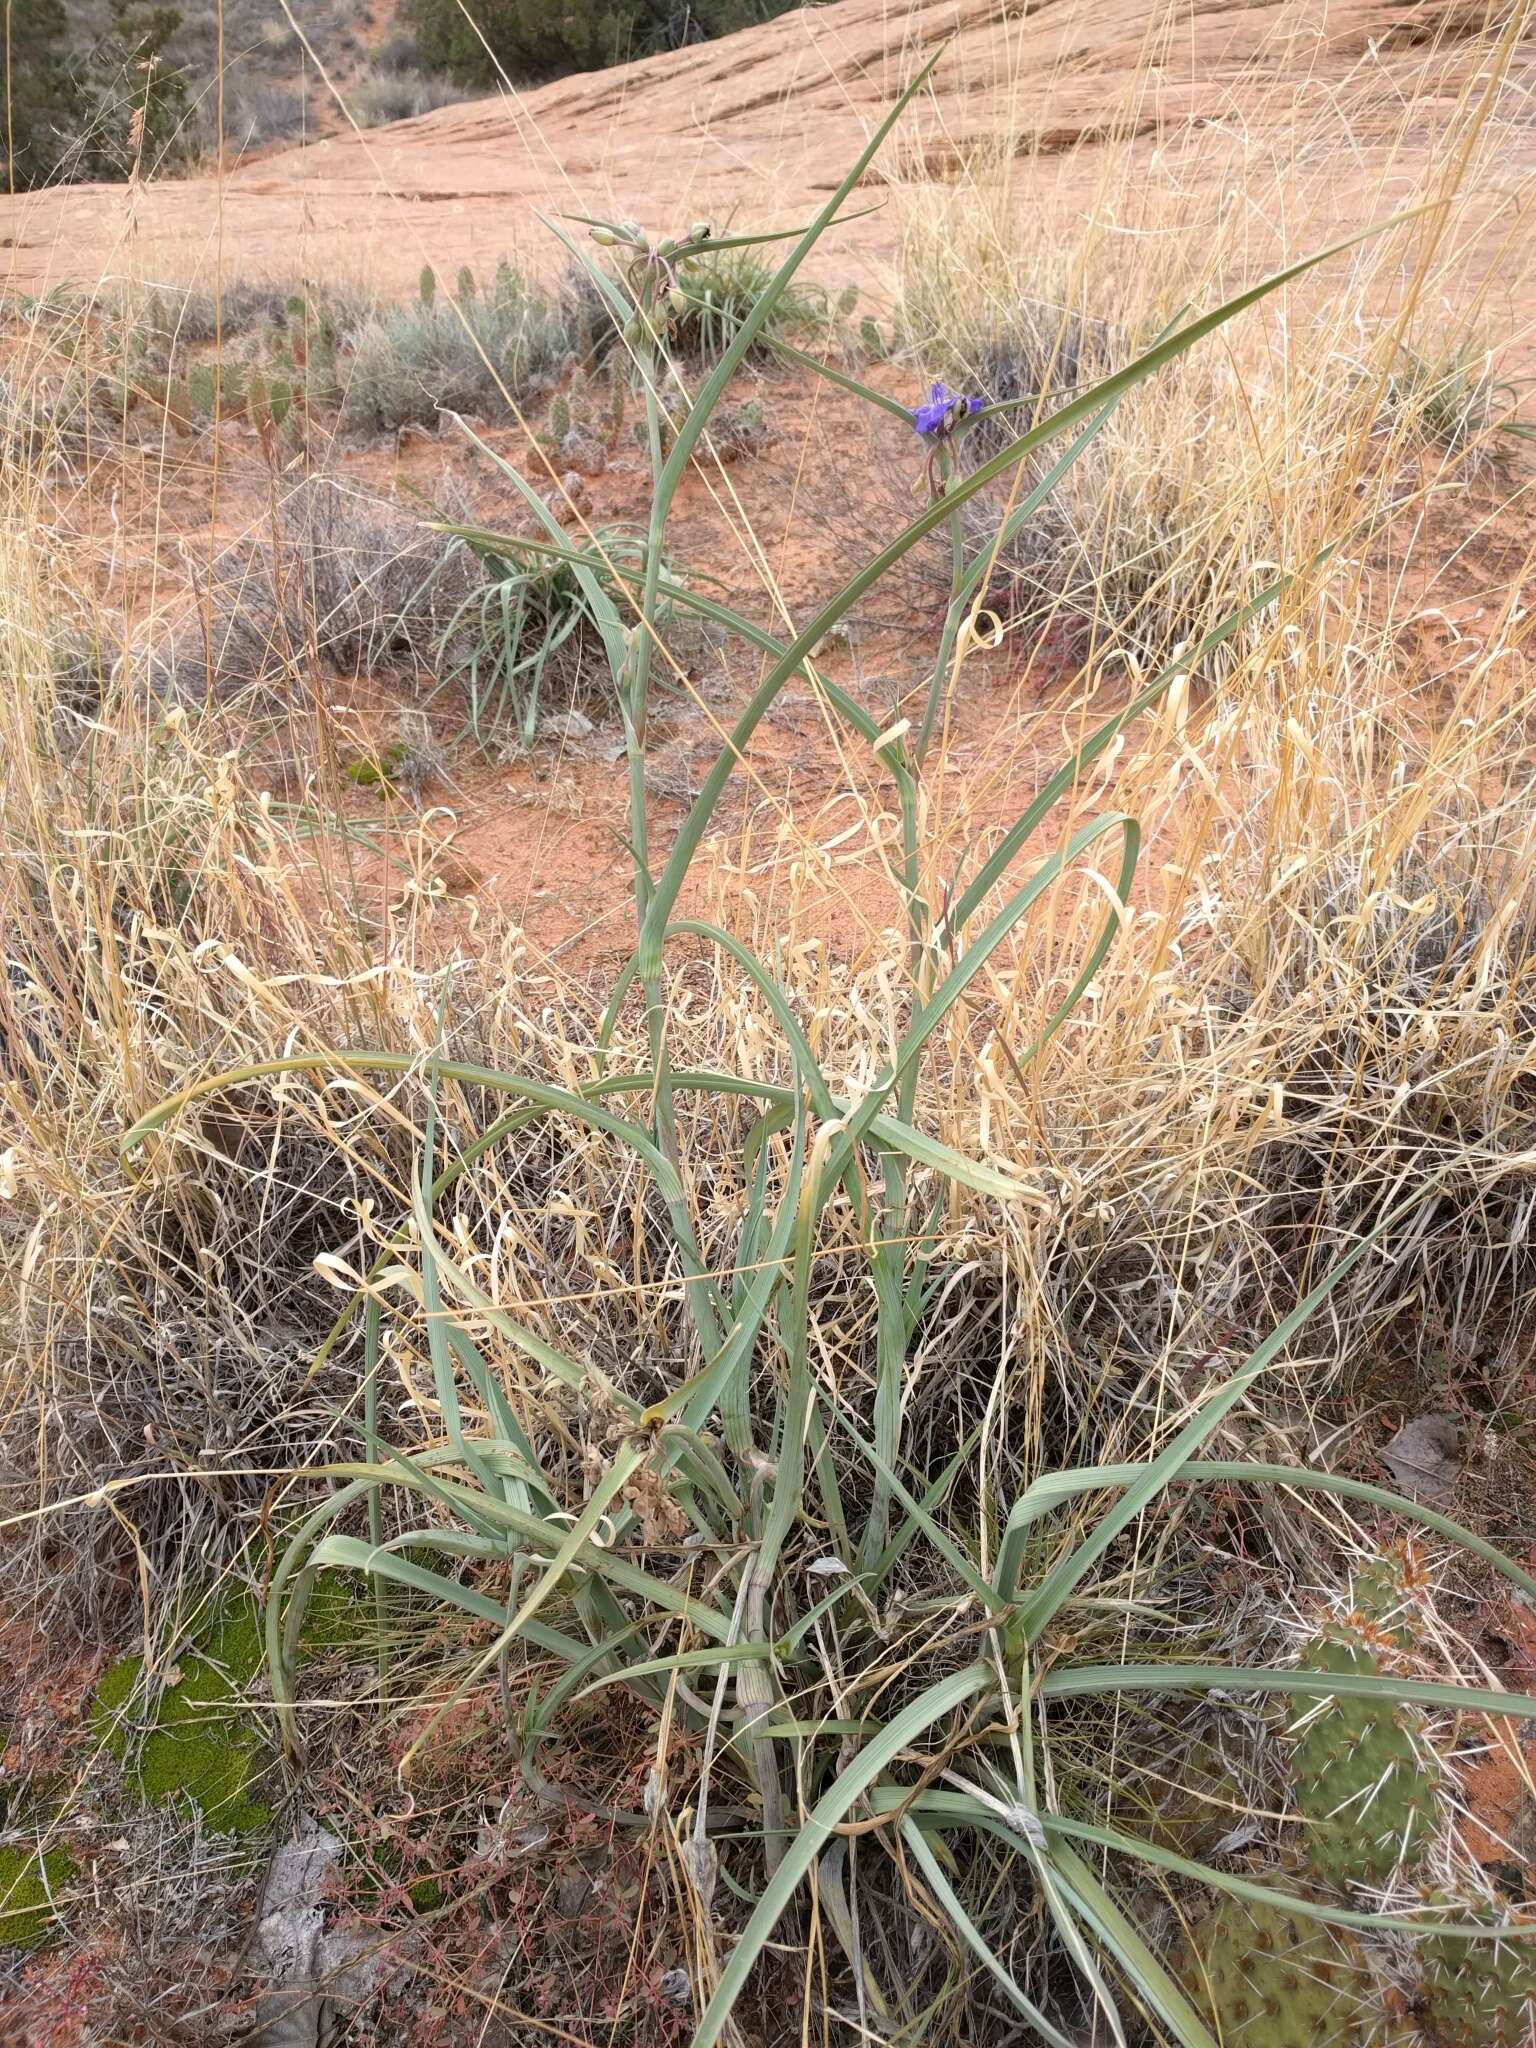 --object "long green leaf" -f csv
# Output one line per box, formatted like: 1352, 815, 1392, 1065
414, 1071, 500, 1503
554, 207, 883, 257
307, 1532, 588, 1664
1039, 1661, 1536, 1722
319, 1455, 734, 1638
400, 1440, 648, 1767
654, 53, 943, 515
996, 1458, 1536, 1605
823, 1401, 1010, 1612
1045, 1841, 1217, 2048
1037, 1811, 1536, 1940
899, 1818, 1078, 2046
573, 1640, 776, 1701
122, 1046, 729, 1342
1017, 1166, 1453, 1644
820, 813, 1138, 1201
767, 337, 916, 421
689, 1660, 991, 2048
